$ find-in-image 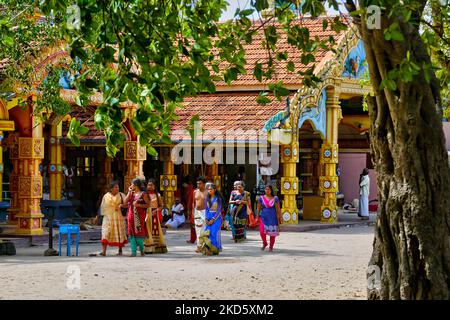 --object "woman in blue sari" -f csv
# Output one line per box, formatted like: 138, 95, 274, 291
229, 181, 252, 243
199, 183, 223, 255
